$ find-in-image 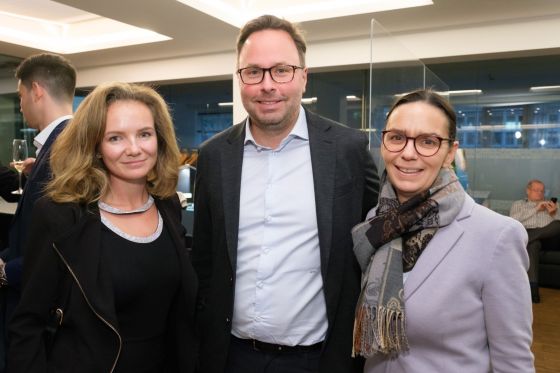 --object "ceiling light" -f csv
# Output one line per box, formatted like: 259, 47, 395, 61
441, 89, 483, 96
346, 95, 361, 101
302, 97, 317, 104
395, 89, 482, 98
176, 0, 432, 27
0, 5, 170, 54
218, 102, 233, 107
529, 85, 560, 92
